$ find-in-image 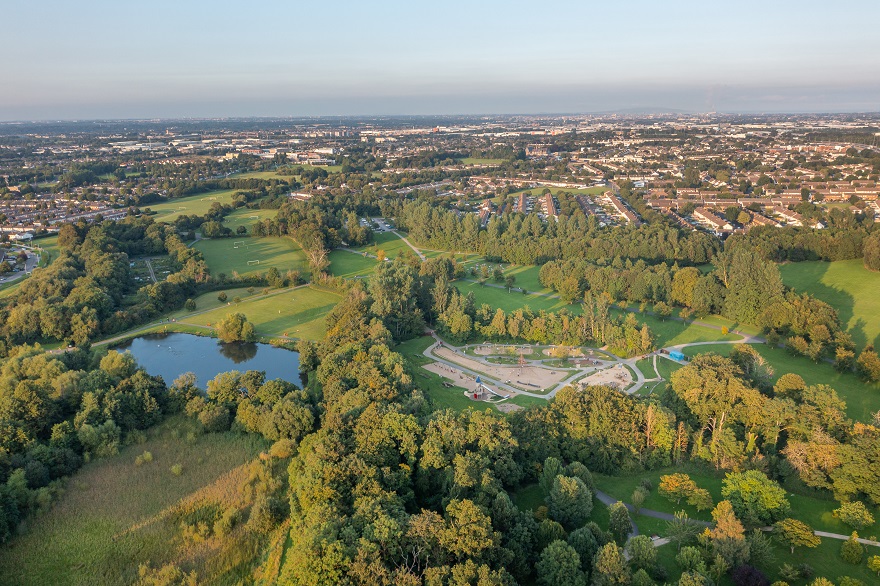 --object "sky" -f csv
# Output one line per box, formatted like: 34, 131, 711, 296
3, 0, 879, 120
